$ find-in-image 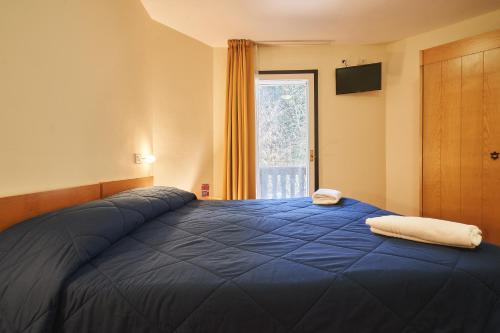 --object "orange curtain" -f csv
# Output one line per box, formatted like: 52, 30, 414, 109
223, 39, 256, 200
